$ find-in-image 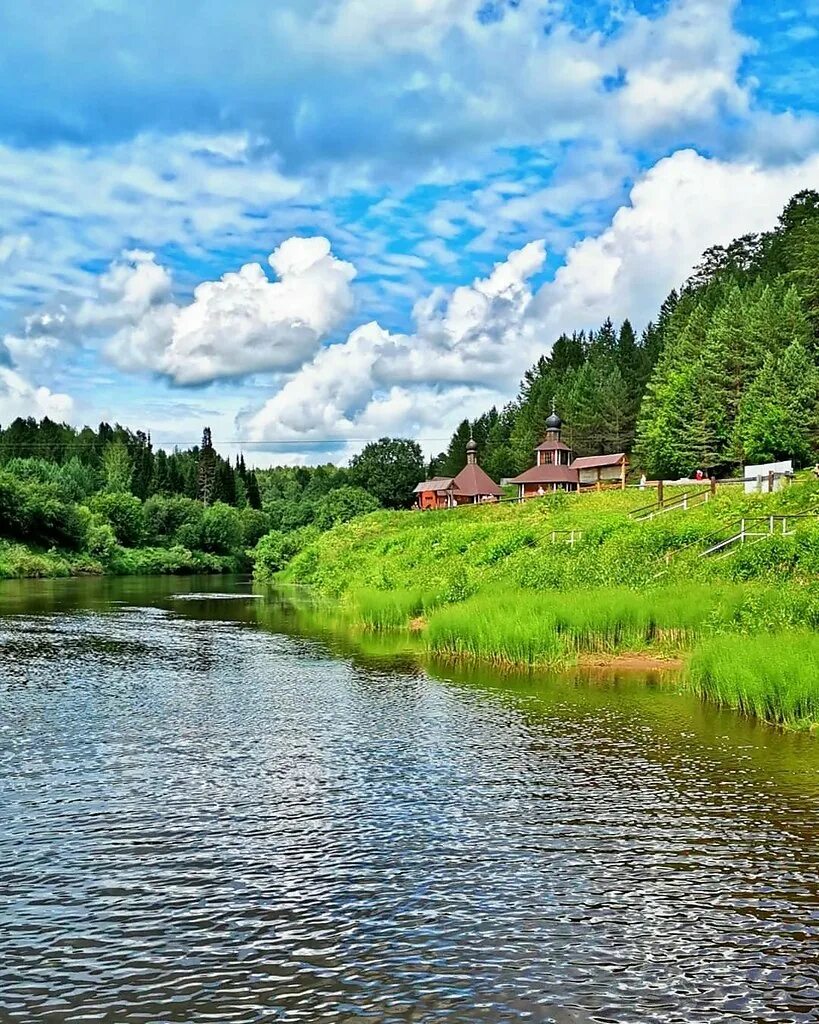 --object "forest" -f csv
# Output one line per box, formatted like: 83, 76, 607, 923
430, 189, 819, 480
